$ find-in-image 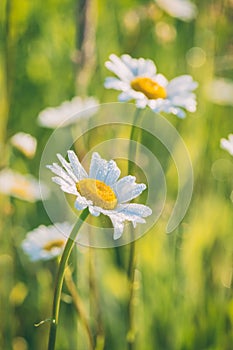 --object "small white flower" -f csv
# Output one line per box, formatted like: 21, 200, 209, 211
205, 78, 233, 106
220, 134, 233, 156
156, 0, 197, 22
38, 96, 99, 128
47, 151, 152, 240
11, 132, 37, 158
0, 169, 49, 202
104, 54, 198, 118
22, 223, 71, 261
